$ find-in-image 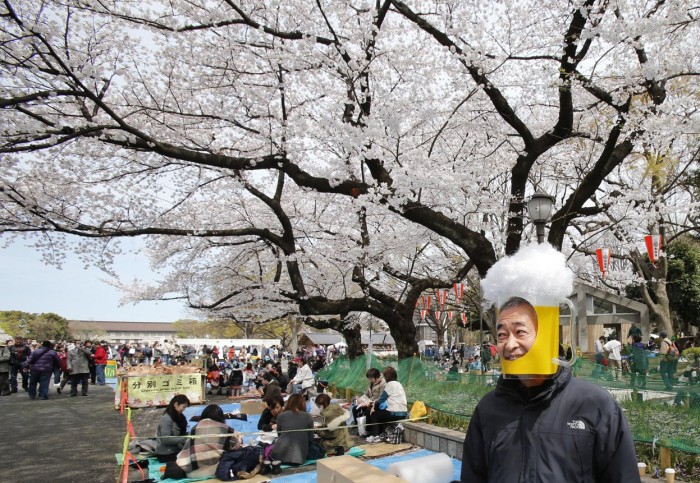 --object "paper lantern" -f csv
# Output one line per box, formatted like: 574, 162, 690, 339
595, 248, 611, 276
645, 235, 662, 265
